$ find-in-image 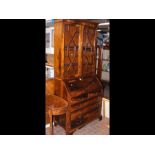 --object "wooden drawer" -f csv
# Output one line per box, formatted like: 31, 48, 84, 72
84, 108, 99, 122
71, 109, 82, 121
71, 104, 100, 129
70, 102, 81, 112
71, 102, 99, 121
70, 96, 101, 112
82, 102, 99, 115
80, 97, 101, 110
